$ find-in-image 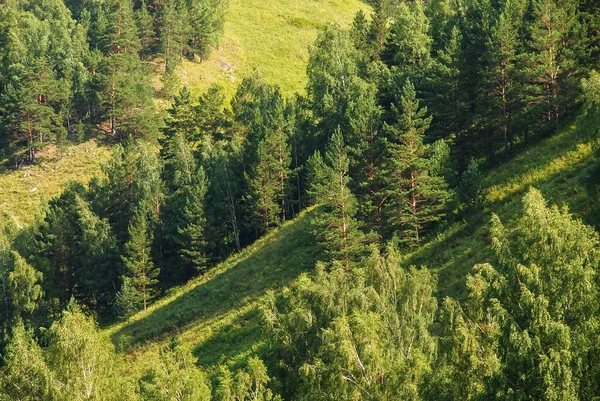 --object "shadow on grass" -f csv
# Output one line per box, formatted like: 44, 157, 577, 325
111, 210, 319, 350
192, 308, 265, 369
